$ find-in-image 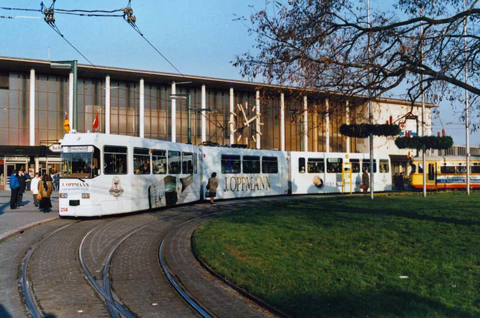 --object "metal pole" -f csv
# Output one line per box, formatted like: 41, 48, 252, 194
367, 0, 374, 199
72, 60, 78, 131
229, 87, 234, 145
171, 82, 176, 143
187, 94, 192, 144
420, 11, 427, 198
303, 96, 308, 152
464, 0, 470, 195
202, 85, 207, 143
280, 93, 285, 151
